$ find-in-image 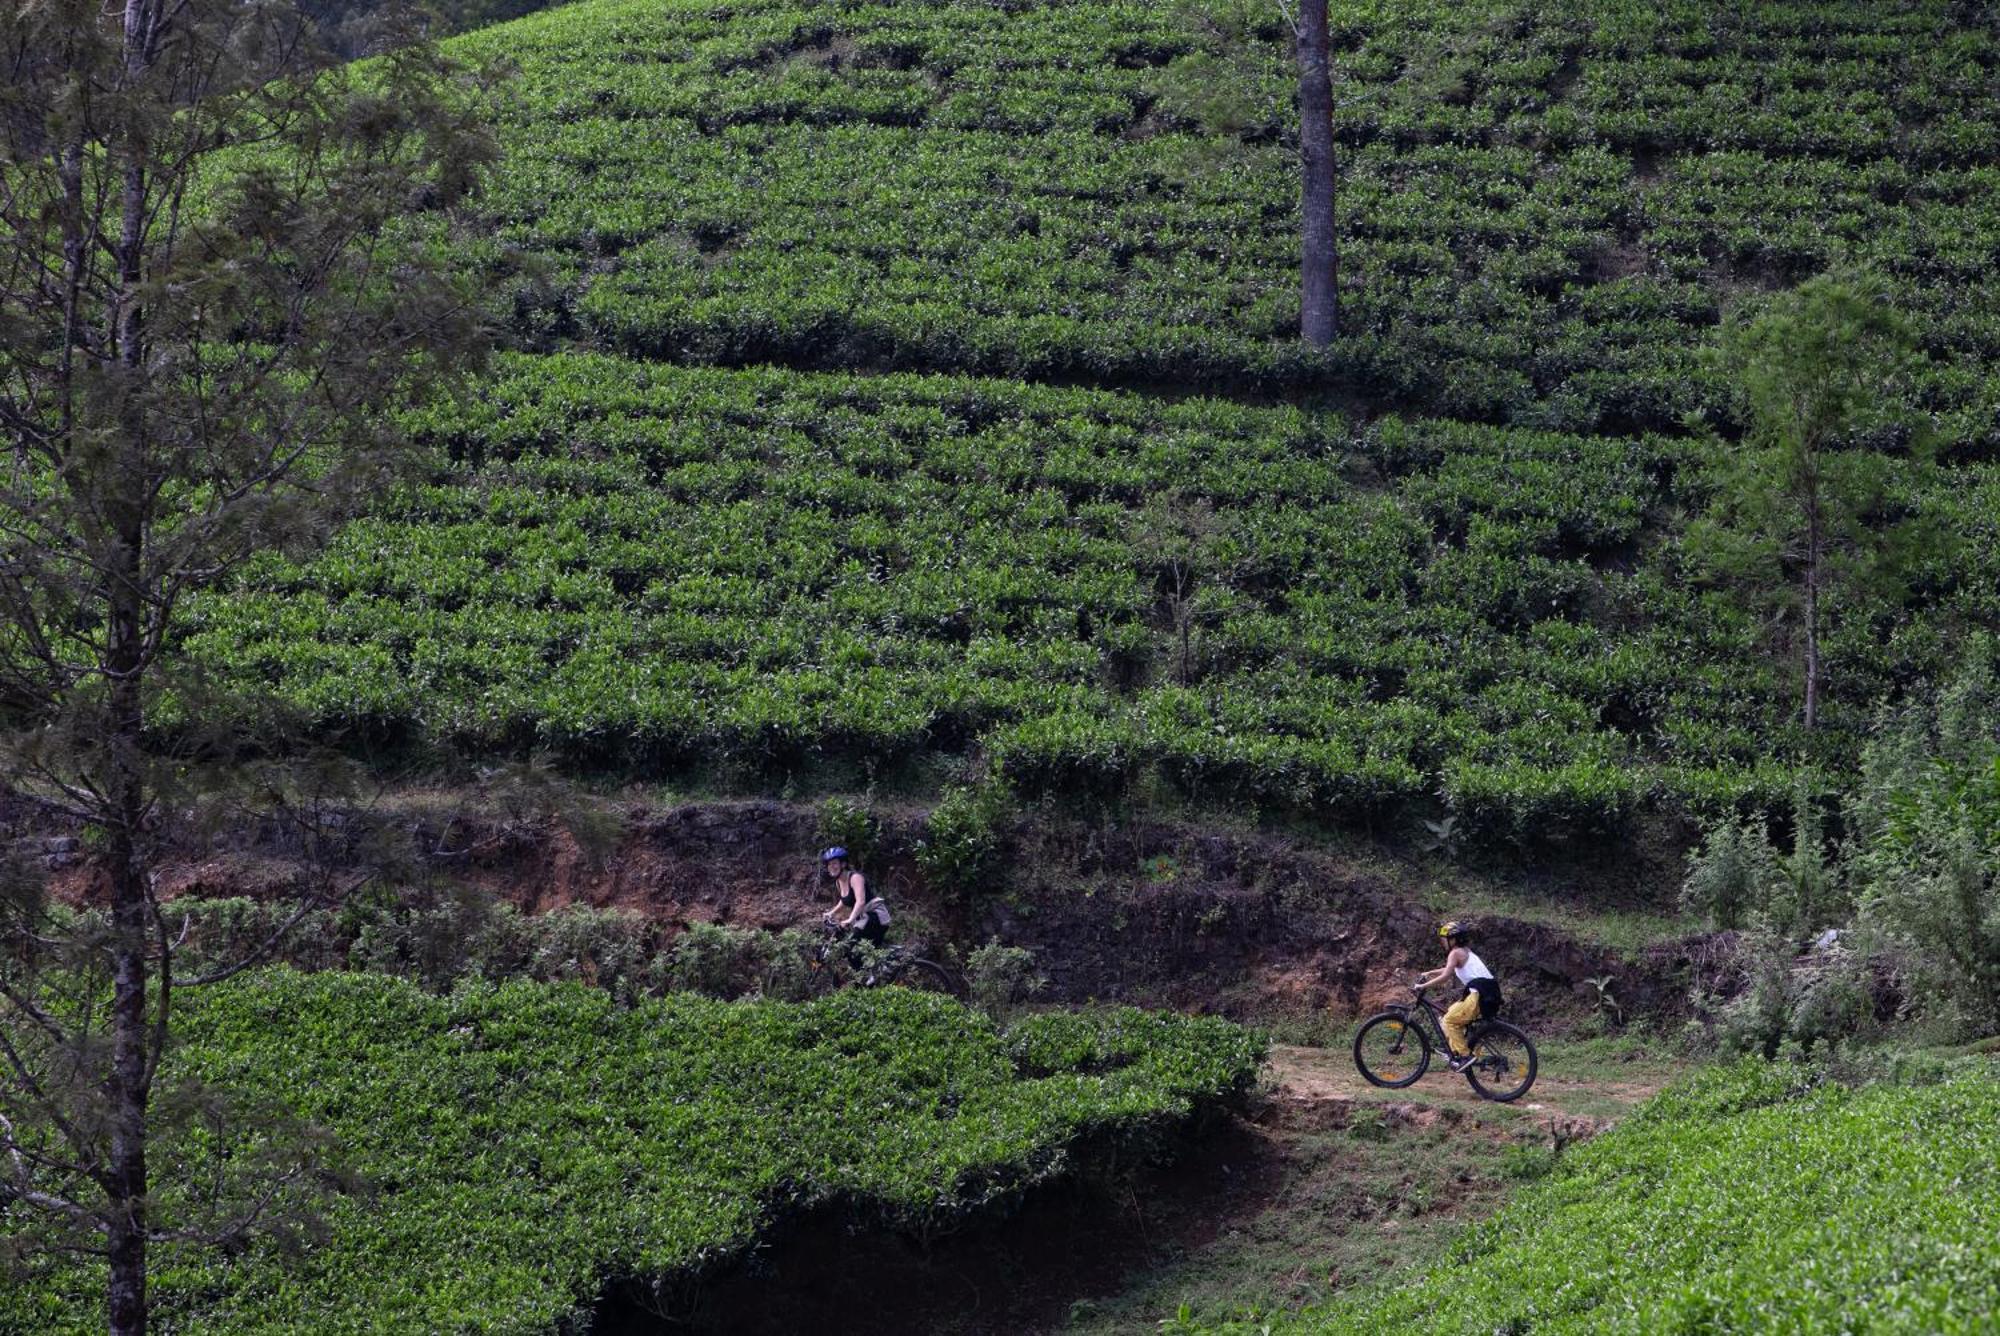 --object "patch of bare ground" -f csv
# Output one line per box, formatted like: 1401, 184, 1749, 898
1265, 1041, 1671, 1135
31, 792, 1708, 1023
